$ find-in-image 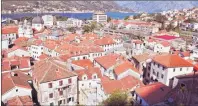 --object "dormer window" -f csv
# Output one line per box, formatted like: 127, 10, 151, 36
92, 74, 98, 79
82, 75, 88, 80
